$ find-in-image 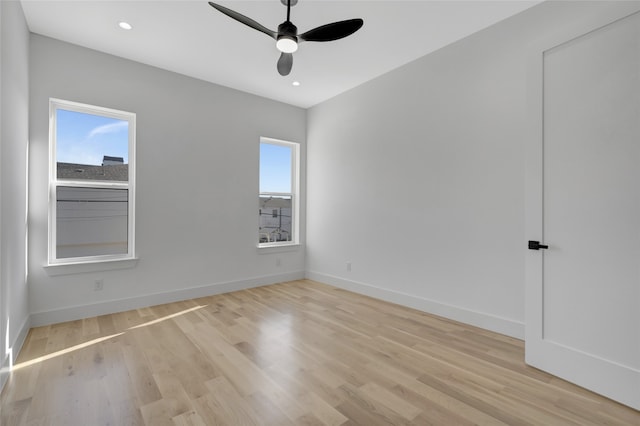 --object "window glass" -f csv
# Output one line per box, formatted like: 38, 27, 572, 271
56, 109, 129, 182
56, 187, 129, 258
259, 143, 291, 193
259, 195, 292, 243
